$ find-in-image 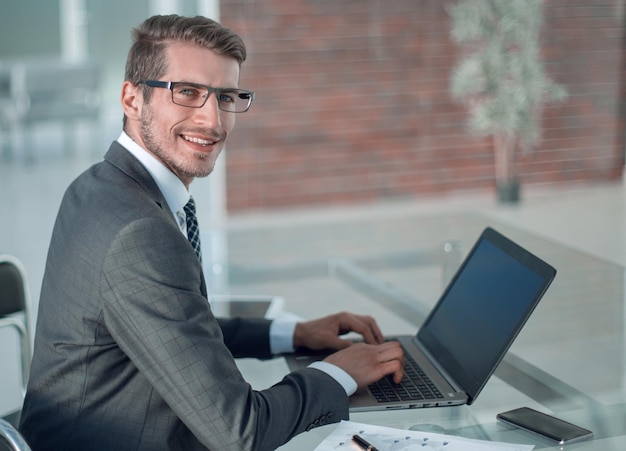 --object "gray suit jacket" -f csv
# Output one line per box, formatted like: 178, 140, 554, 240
19, 142, 348, 450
